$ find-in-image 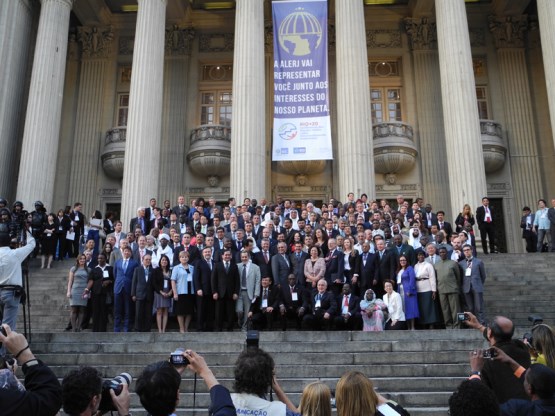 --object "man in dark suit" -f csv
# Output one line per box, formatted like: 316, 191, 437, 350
131, 253, 154, 332
171, 195, 189, 220
520, 206, 537, 253
289, 242, 308, 285
88, 253, 114, 332
69, 202, 85, 257
271, 242, 291, 287
459, 244, 487, 324
129, 207, 149, 235
279, 274, 309, 330
253, 239, 273, 280
194, 247, 215, 331
391, 234, 416, 266
113, 246, 139, 332
173, 233, 199, 266
144, 197, 157, 224
302, 279, 337, 330
211, 250, 240, 331
476, 197, 497, 254
323, 219, 340, 239
323, 238, 344, 295
436, 211, 453, 238
374, 238, 397, 297
353, 241, 377, 296
334, 283, 361, 330
423, 204, 438, 231
248, 276, 280, 331
132, 235, 153, 264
